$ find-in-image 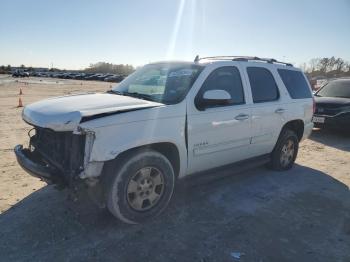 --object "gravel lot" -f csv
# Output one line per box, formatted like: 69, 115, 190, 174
0, 75, 349, 262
